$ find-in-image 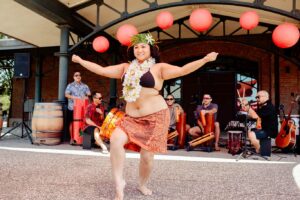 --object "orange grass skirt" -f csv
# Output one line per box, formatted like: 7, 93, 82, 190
117, 108, 170, 153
